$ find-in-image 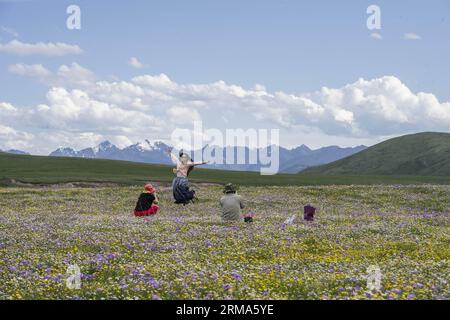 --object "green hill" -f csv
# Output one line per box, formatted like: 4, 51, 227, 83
1, 149, 450, 186
302, 132, 450, 176
0, 151, 322, 186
